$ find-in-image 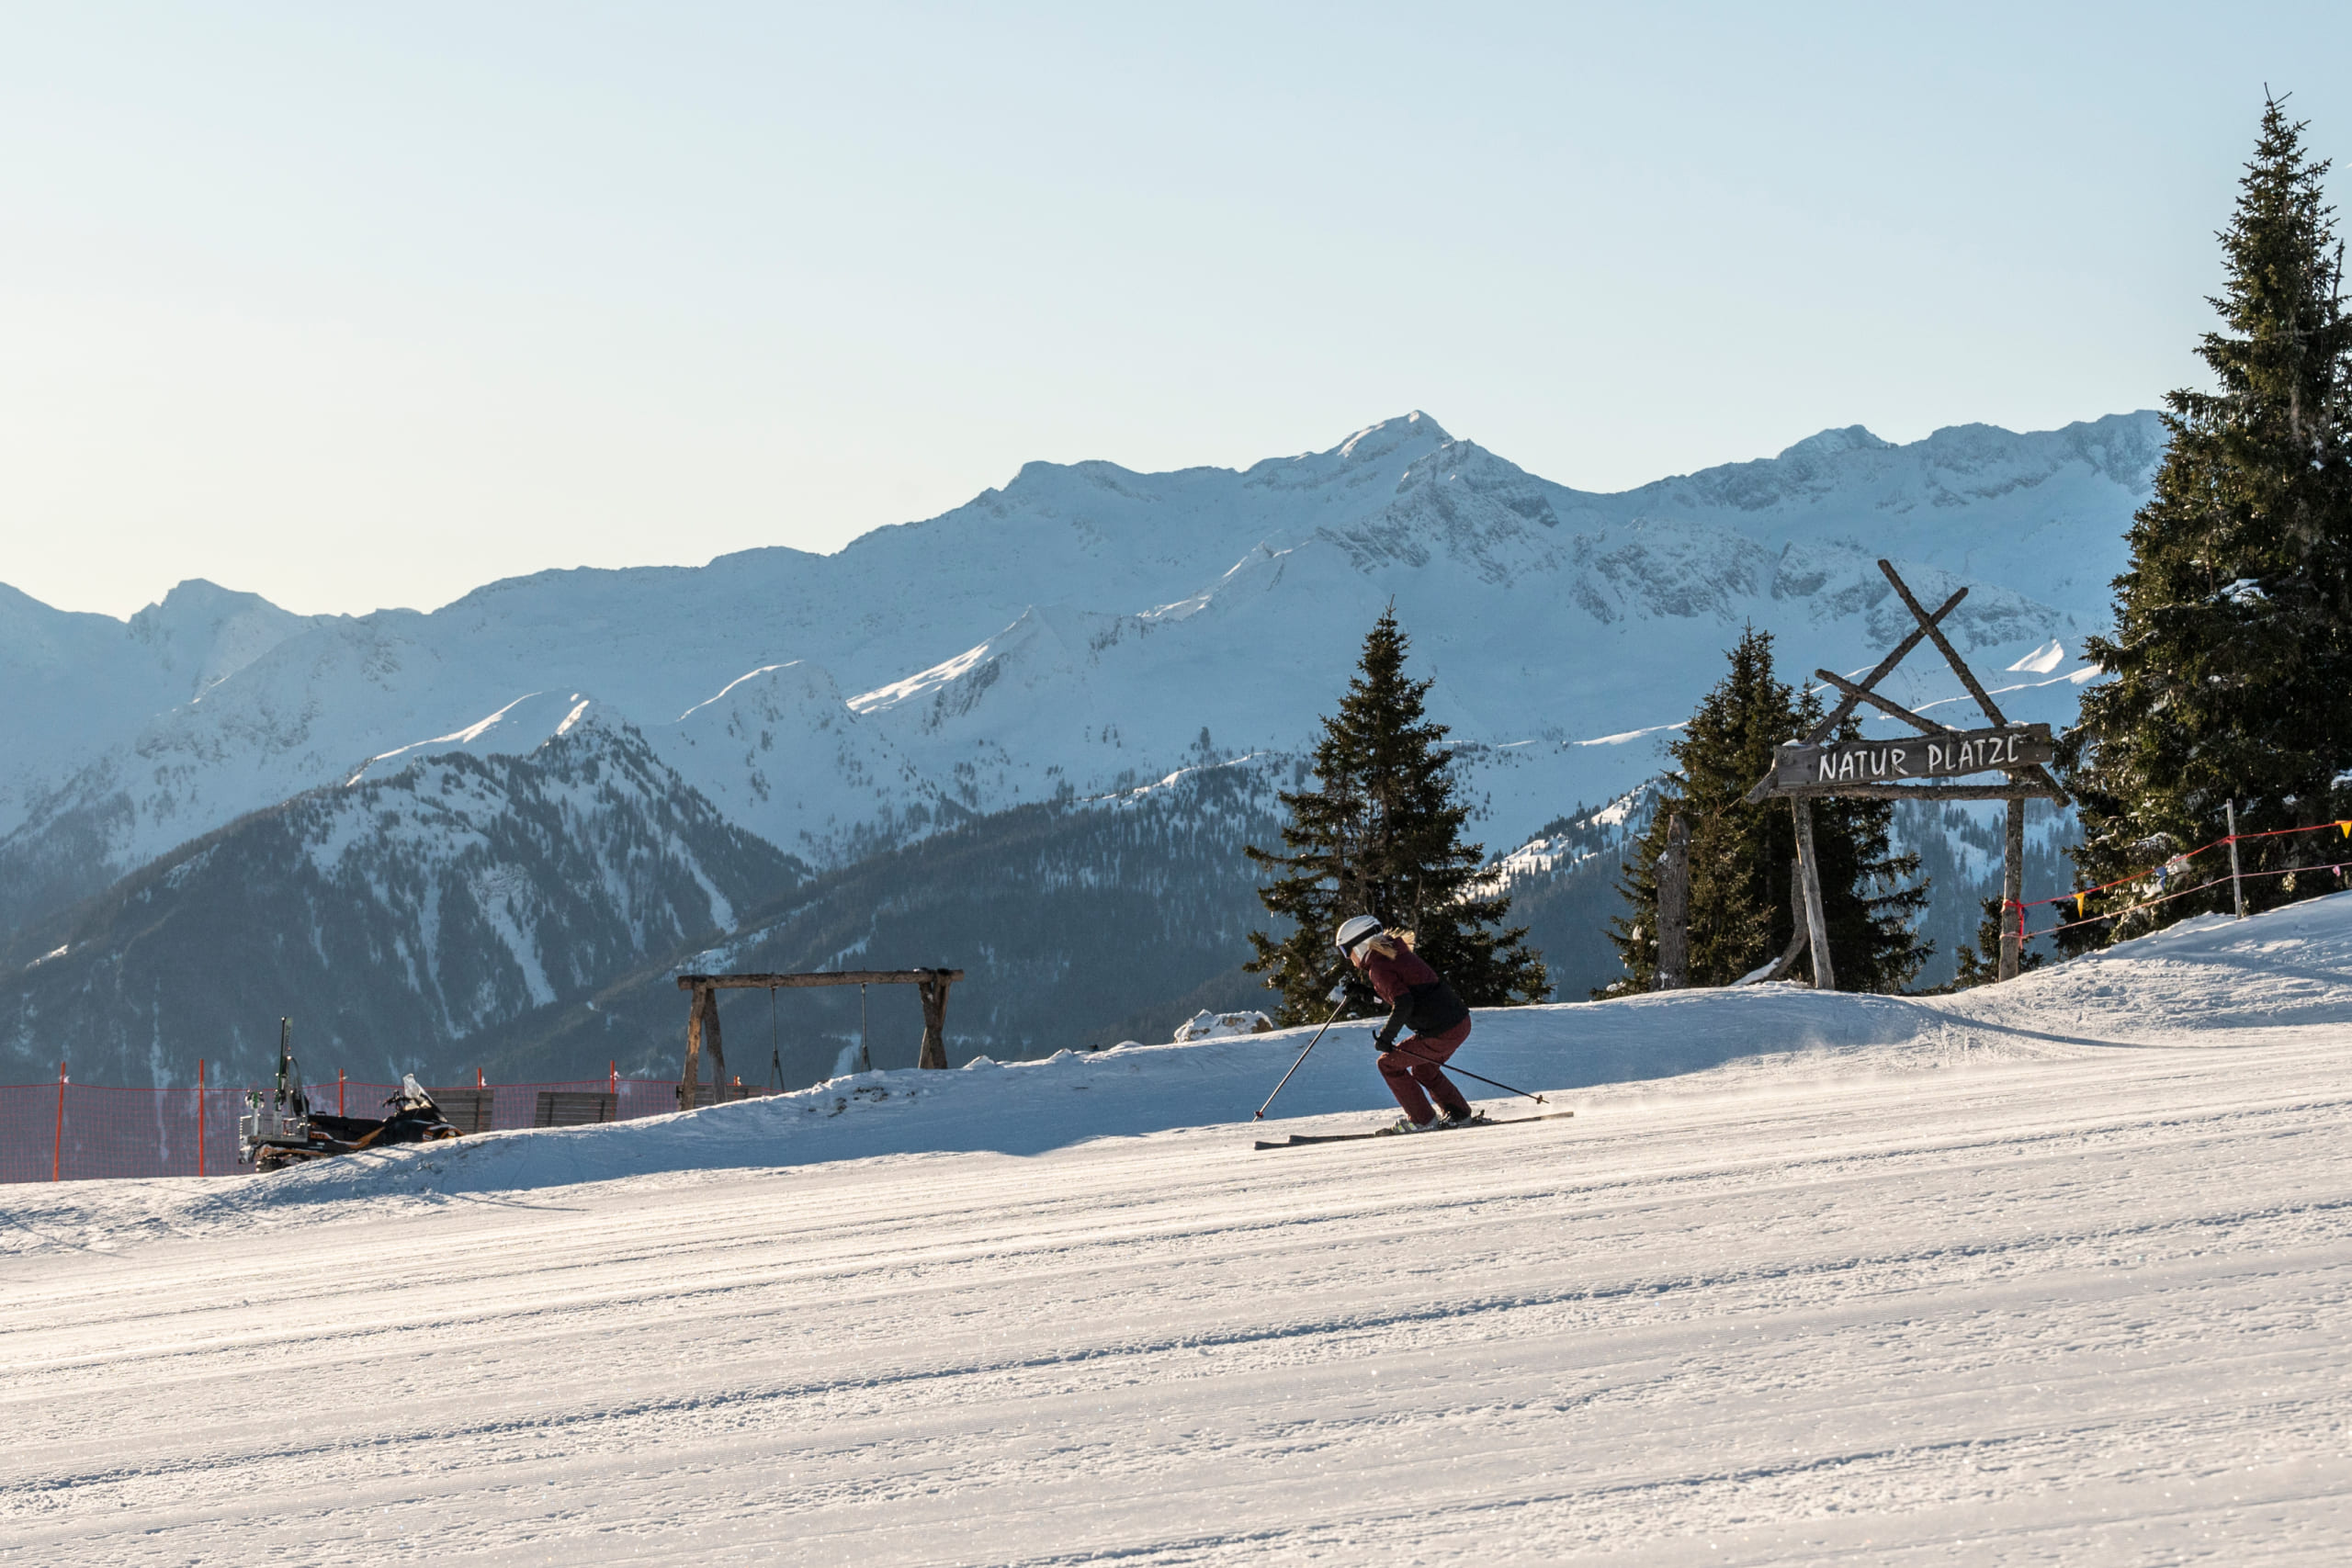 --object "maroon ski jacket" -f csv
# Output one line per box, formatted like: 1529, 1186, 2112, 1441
1359, 944, 1470, 1050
